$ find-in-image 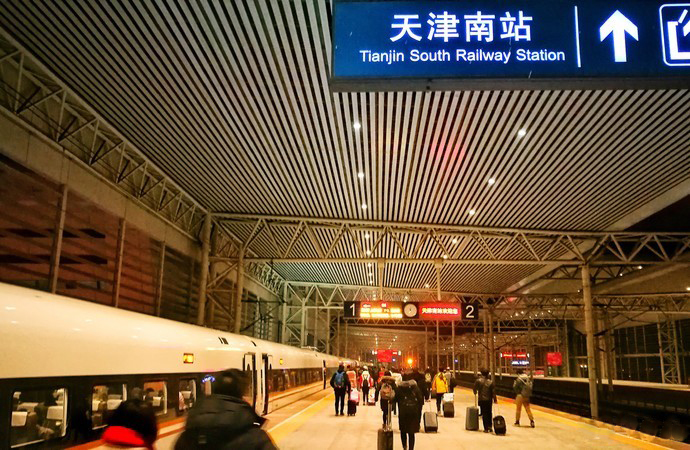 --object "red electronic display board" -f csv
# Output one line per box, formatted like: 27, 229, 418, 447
376, 349, 398, 363
547, 352, 563, 366
419, 303, 461, 319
